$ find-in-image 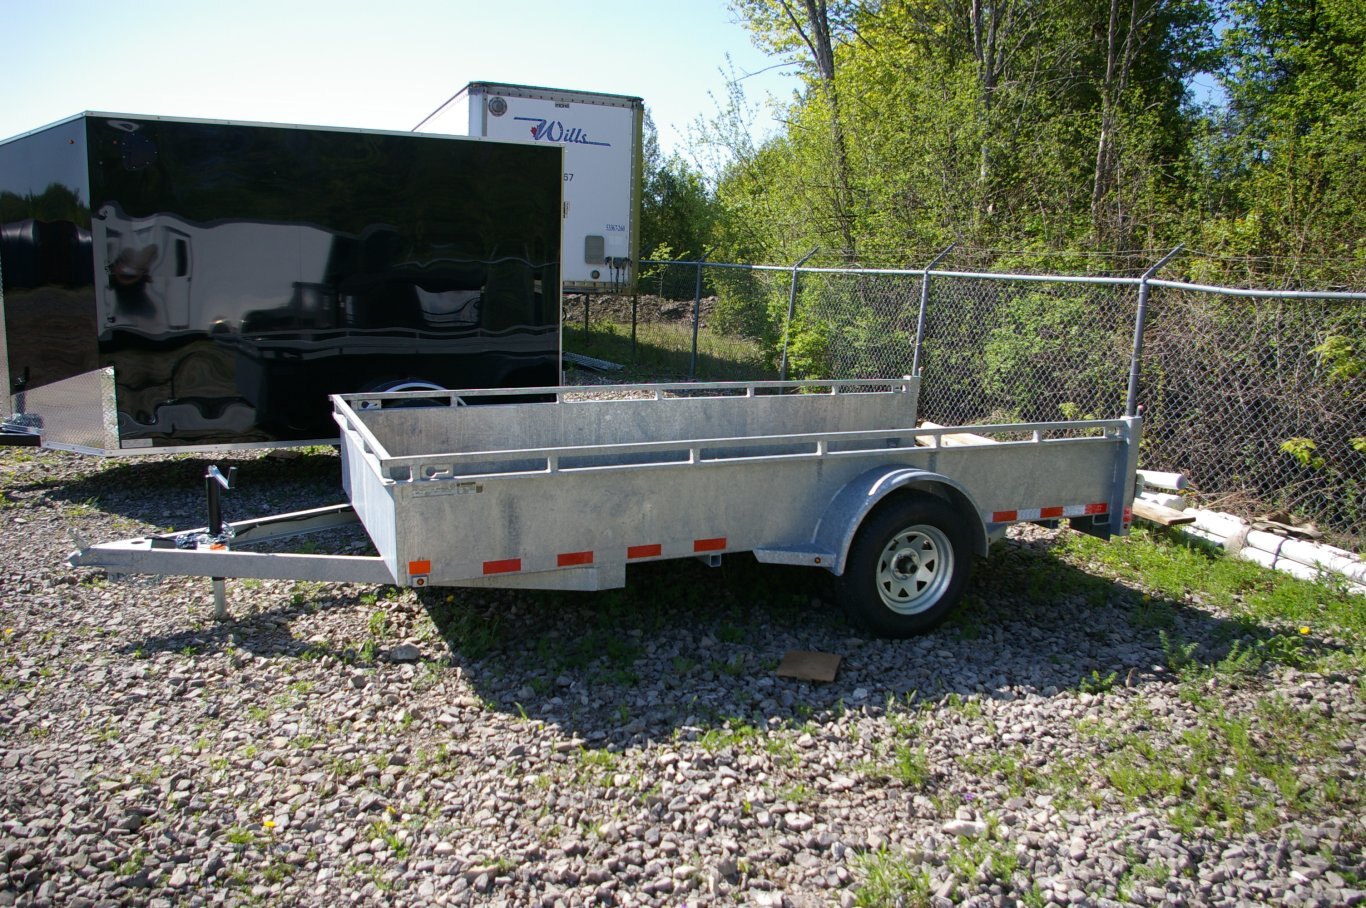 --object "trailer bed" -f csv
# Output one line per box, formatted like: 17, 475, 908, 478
333, 380, 1136, 590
